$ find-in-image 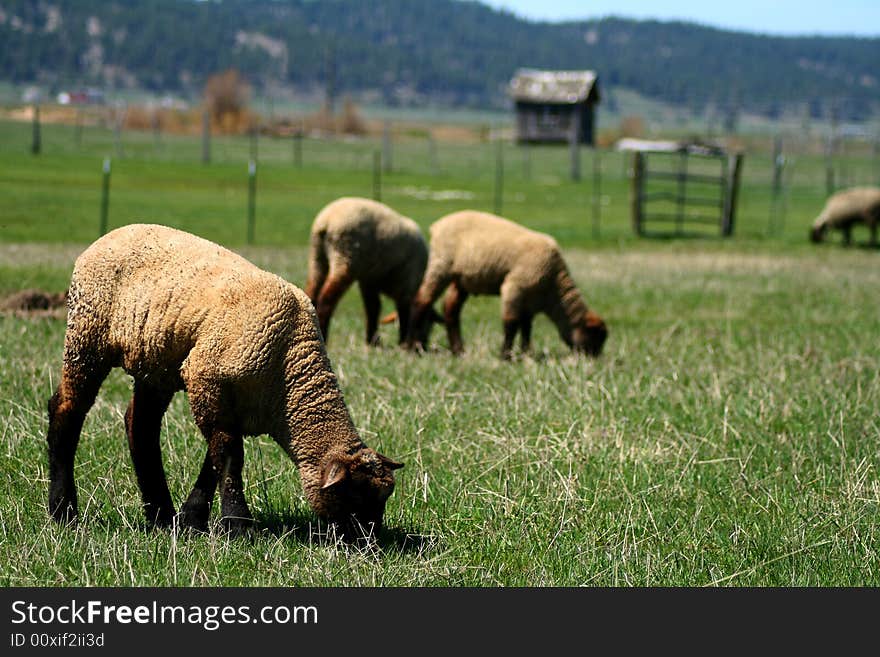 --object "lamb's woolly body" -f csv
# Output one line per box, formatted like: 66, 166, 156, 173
49, 224, 400, 534
305, 197, 429, 343
410, 211, 607, 357
423, 211, 587, 322
68, 224, 359, 461
811, 187, 880, 244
